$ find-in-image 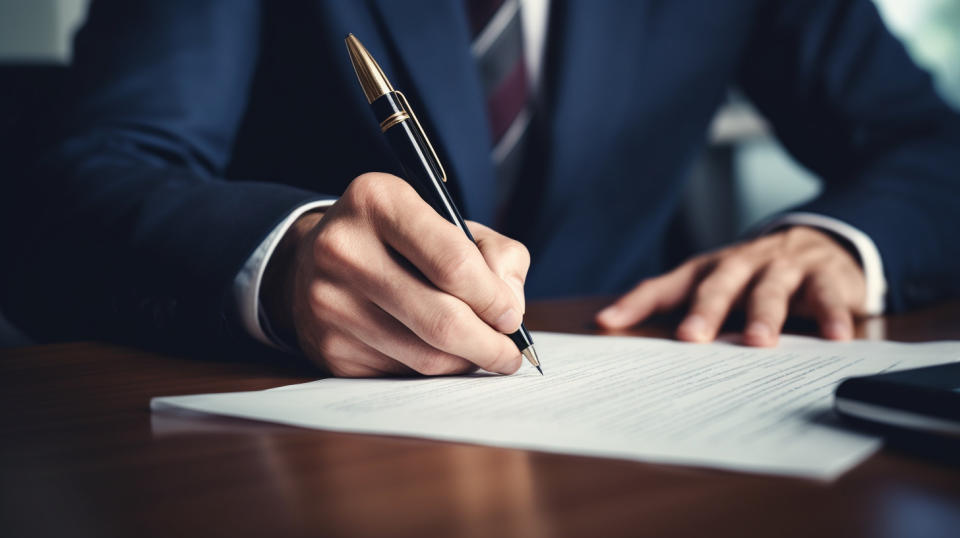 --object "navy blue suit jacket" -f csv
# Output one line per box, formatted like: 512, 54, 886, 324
5, 0, 960, 351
